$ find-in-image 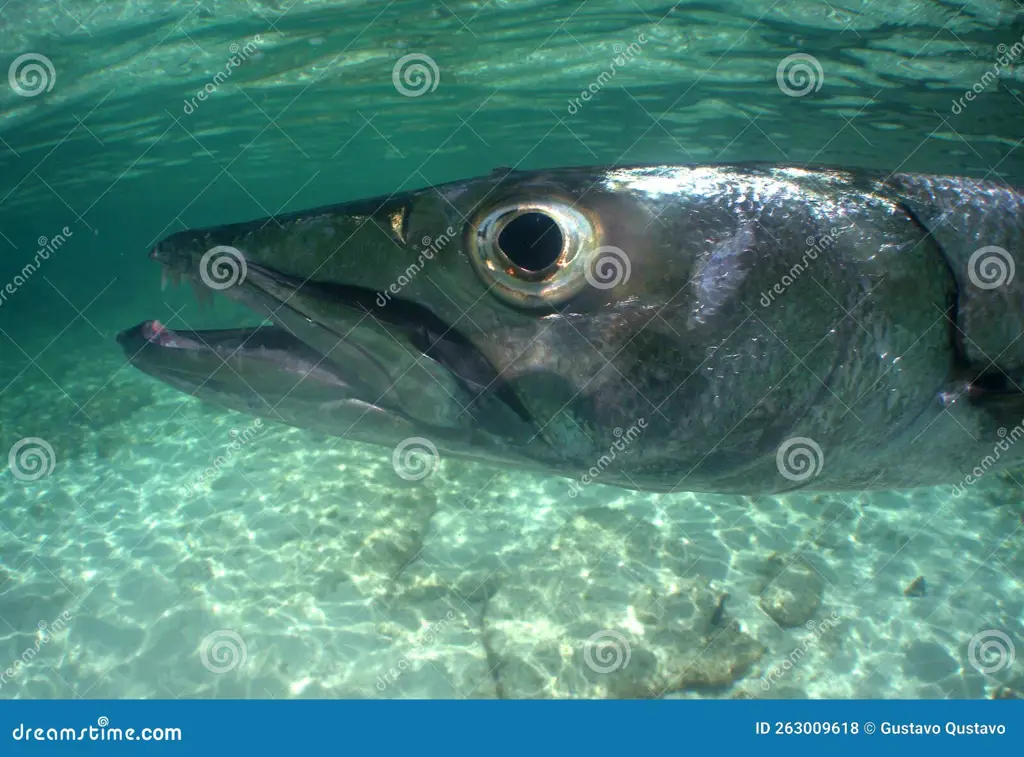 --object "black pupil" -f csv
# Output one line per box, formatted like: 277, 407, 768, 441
497, 212, 563, 272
